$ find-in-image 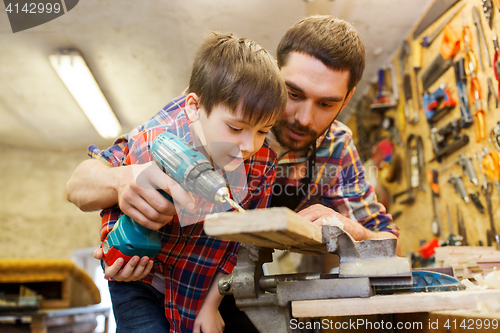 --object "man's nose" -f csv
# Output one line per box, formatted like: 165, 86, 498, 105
295, 101, 314, 128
